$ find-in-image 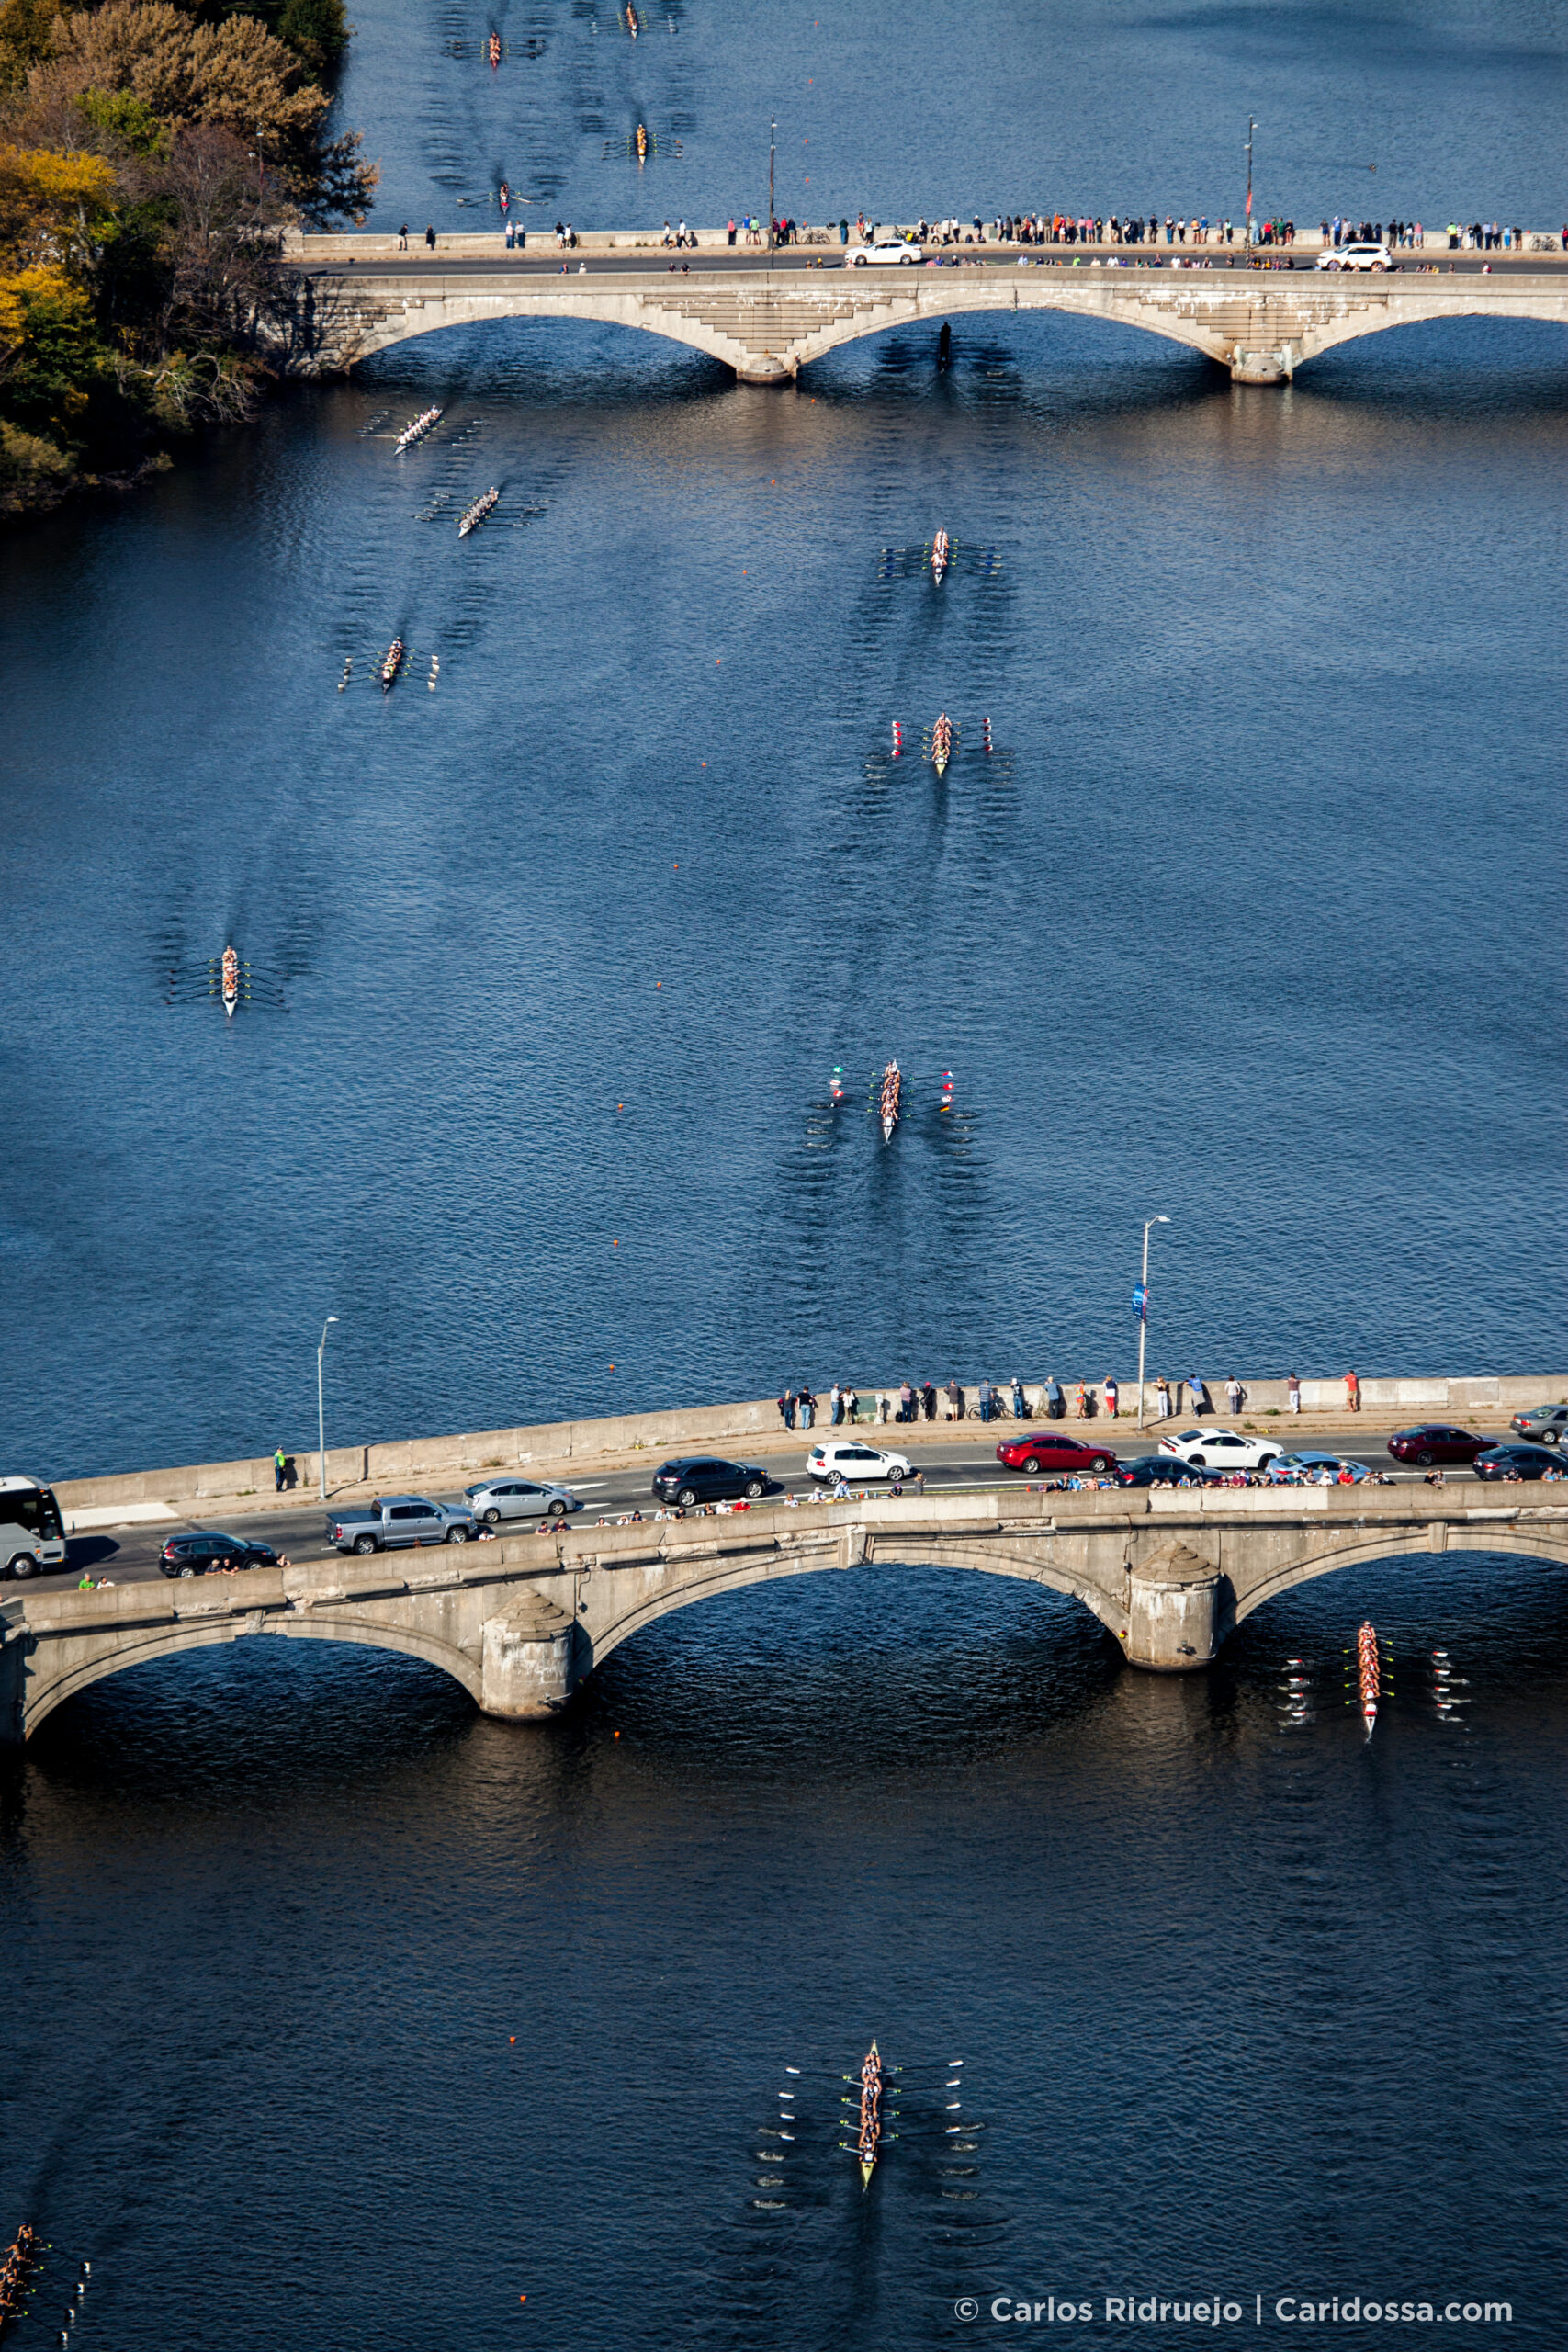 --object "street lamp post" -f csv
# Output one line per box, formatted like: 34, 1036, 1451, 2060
767, 115, 775, 262
1135, 1217, 1170, 1429
1243, 116, 1256, 258
317, 1316, 339, 1499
